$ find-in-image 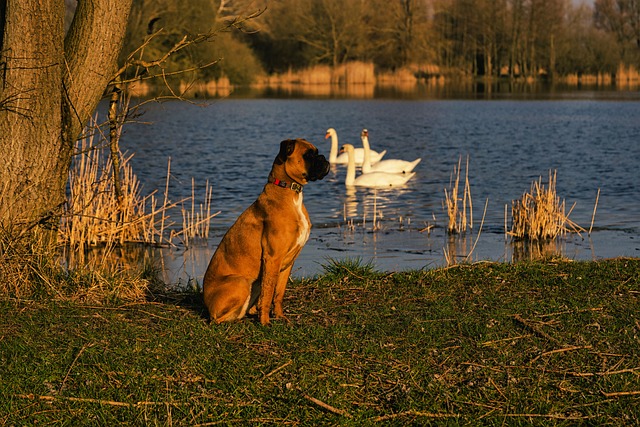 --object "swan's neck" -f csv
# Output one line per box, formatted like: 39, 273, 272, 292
361, 136, 372, 173
345, 149, 356, 186
329, 133, 338, 163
